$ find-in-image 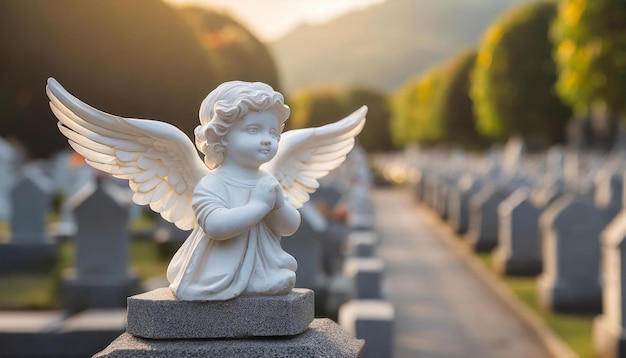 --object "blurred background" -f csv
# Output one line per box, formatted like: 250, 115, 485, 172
1, 0, 625, 357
